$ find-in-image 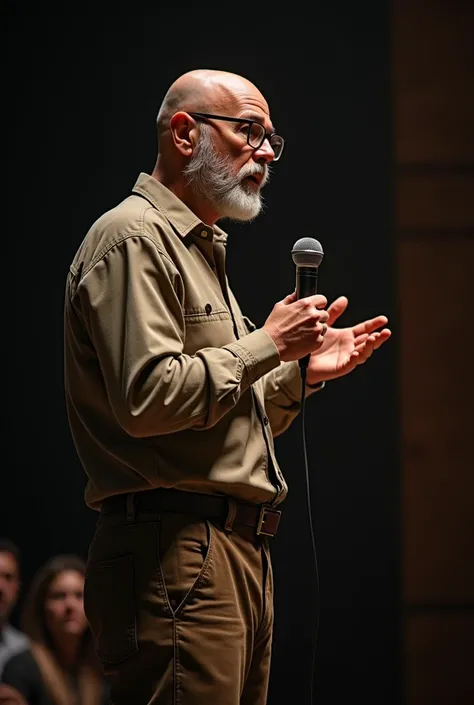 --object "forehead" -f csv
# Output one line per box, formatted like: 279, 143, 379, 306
0, 551, 19, 574
48, 569, 84, 592
218, 81, 274, 131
